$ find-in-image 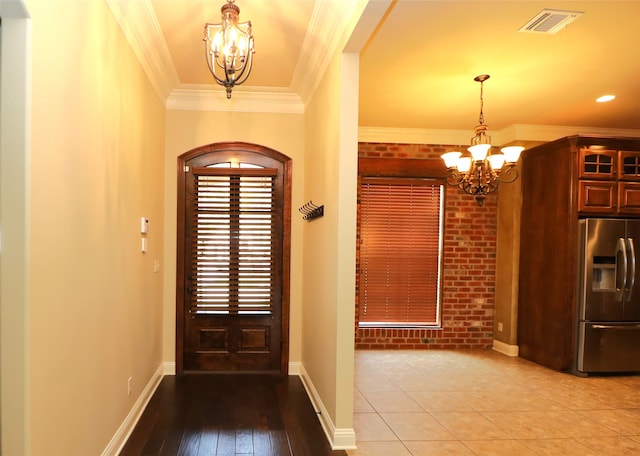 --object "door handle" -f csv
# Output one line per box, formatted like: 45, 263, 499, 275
616, 237, 627, 302
592, 324, 640, 330
626, 238, 636, 301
